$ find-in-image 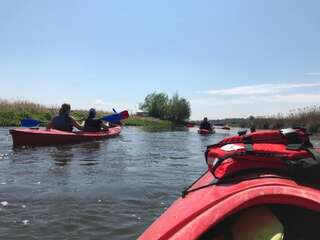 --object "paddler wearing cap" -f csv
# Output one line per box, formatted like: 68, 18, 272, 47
84, 108, 109, 132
